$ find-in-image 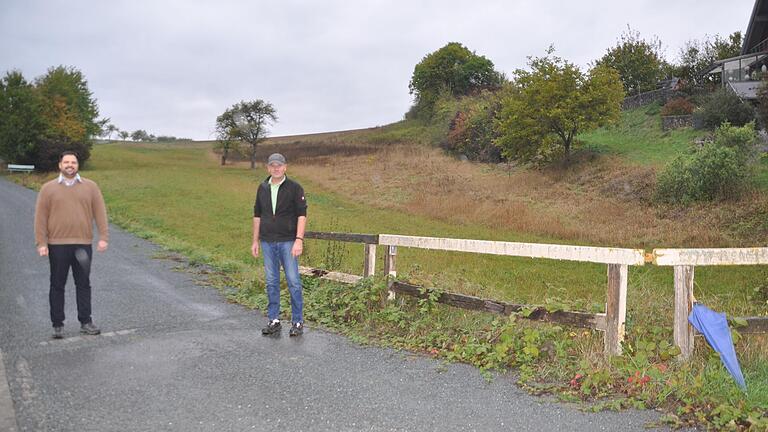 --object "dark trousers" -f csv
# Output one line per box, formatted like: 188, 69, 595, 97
48, 244, 93, 327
